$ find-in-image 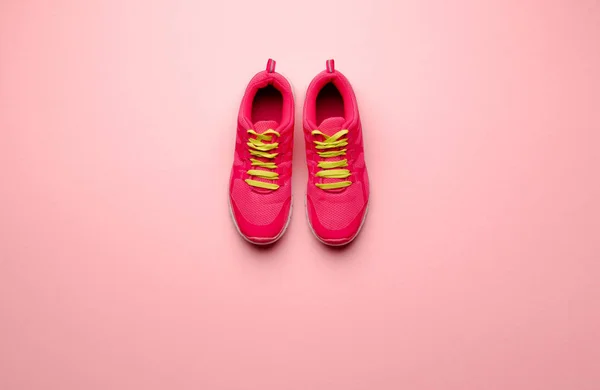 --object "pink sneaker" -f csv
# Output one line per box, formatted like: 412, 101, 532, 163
303, 60, 370, 246
229, 59, 295, 245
